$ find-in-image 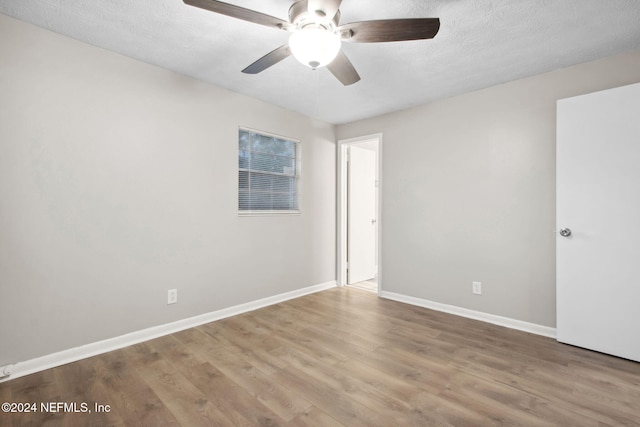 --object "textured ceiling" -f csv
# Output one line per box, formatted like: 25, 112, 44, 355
2, 0, 640, 124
